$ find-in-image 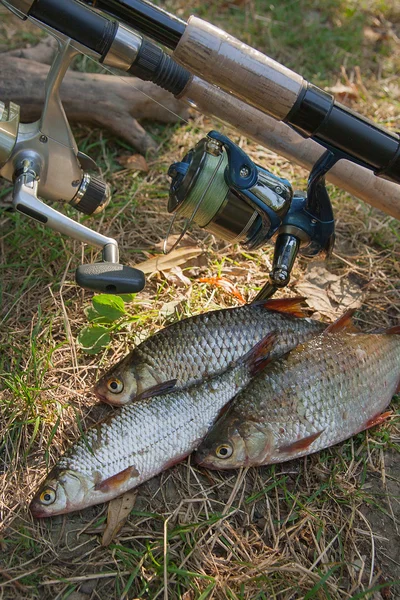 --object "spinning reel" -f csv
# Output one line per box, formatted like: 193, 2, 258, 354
167, 131, 336, 298
0, 24, 145, 295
